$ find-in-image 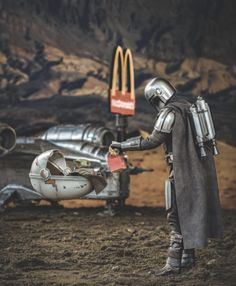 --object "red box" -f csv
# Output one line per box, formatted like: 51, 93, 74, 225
107, 154, 127, 172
